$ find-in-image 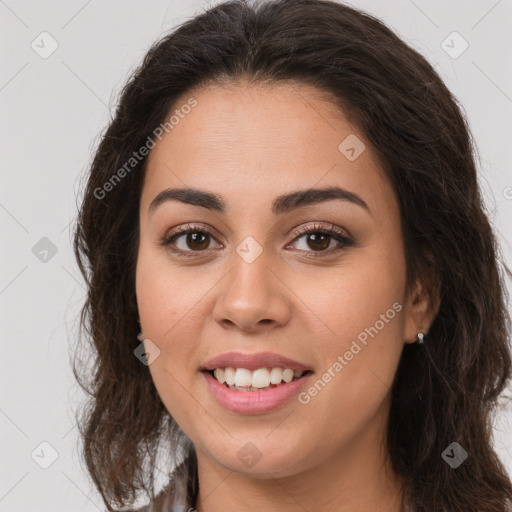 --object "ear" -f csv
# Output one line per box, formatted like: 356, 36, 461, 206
403, 265, 441, 344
